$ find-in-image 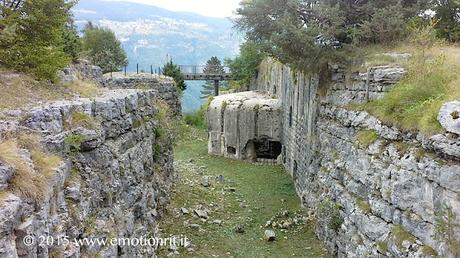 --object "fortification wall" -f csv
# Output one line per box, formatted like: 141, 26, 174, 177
213, 57, 460, 257
0, 73, 180, 257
